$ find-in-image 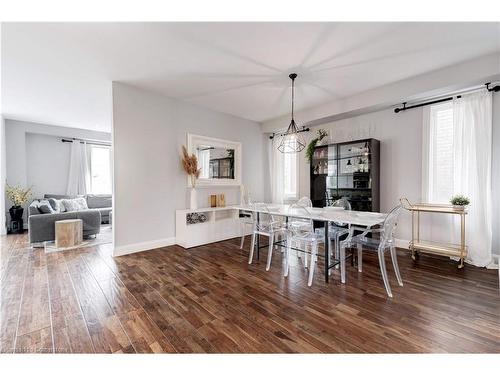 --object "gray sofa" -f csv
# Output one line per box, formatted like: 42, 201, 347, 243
28, 194, 112, 244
